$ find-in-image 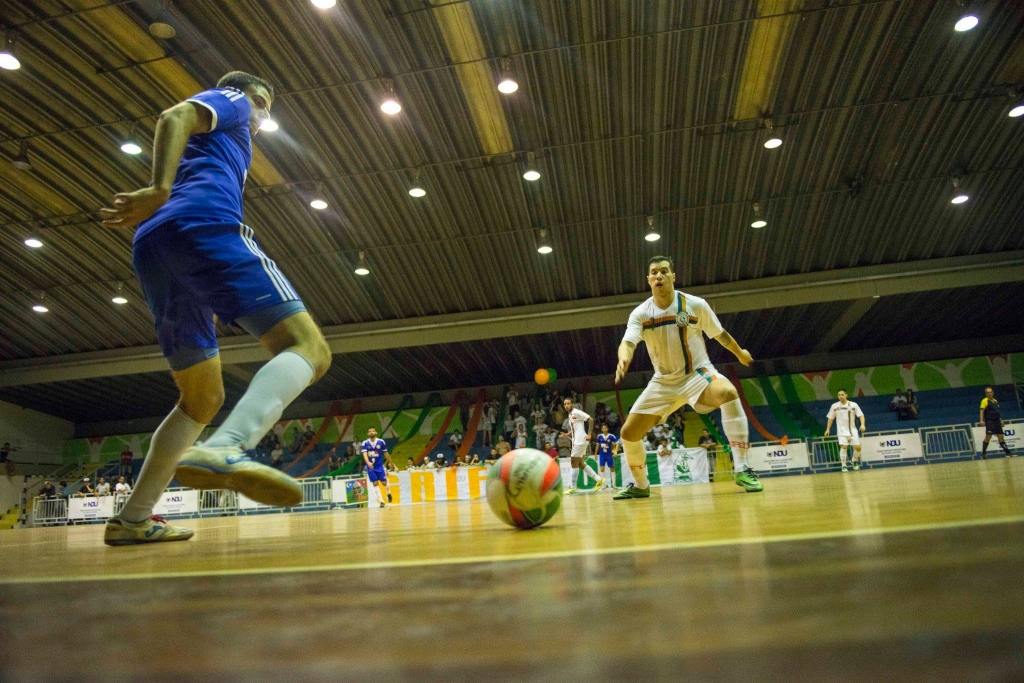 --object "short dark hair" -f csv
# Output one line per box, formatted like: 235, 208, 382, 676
217, 71, 274, 99
648, 255, 674, 271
